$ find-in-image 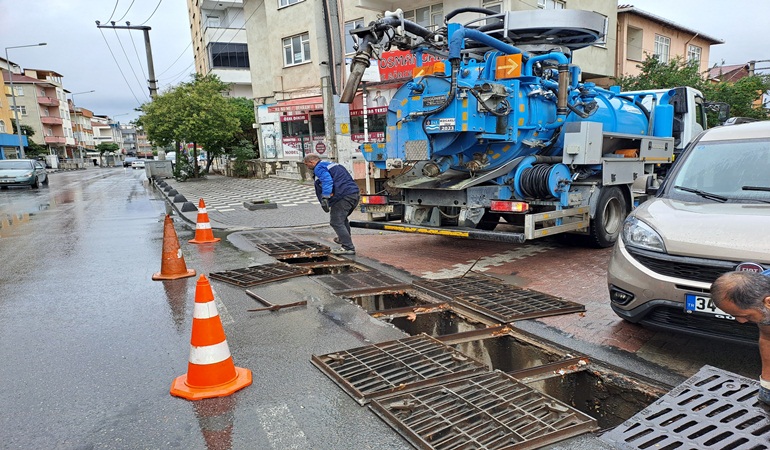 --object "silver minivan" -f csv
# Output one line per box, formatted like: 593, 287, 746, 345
608, 121, 770, 344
